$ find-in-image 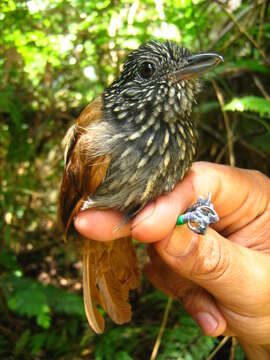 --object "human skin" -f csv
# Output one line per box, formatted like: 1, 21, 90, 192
74, 162, 270, 359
